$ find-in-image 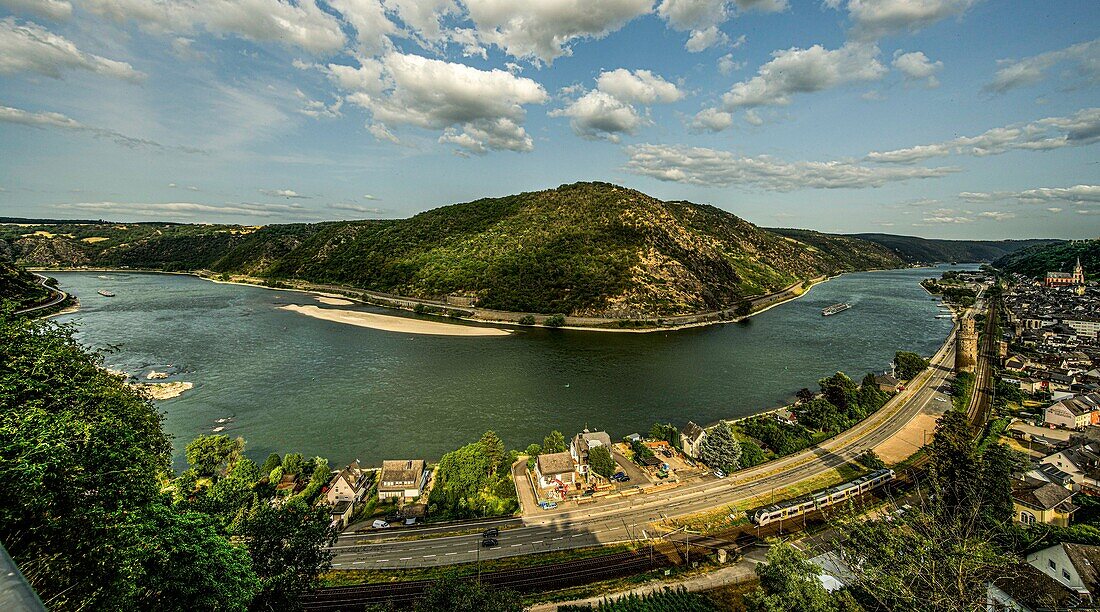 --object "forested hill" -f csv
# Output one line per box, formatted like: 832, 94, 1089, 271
993, 239, 1099, 280
2, 182, 908, 317
0, 261, 49, 309
845, 233, 1060, 264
